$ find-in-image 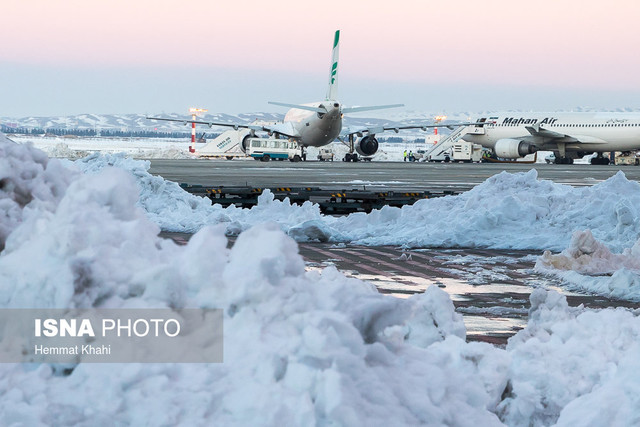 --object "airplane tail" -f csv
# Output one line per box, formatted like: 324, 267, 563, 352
326, 30, 340, 101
